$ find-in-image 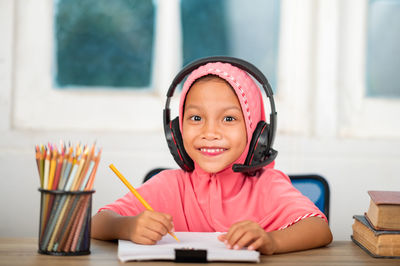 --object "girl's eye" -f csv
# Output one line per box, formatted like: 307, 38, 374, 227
223, 116, 236, 122
190, 115, 201, 121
